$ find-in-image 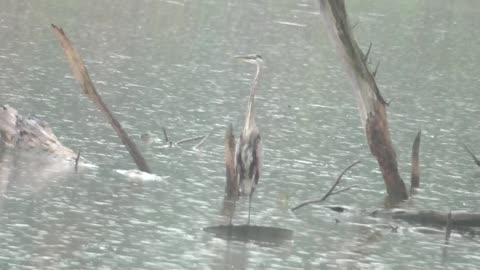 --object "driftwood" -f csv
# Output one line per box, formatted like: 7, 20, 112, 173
318, 0, 407, 202
327, 206, 480, 228
51, 24, 151, 173
291, 160, 360, 211
410, 130, 422, 189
